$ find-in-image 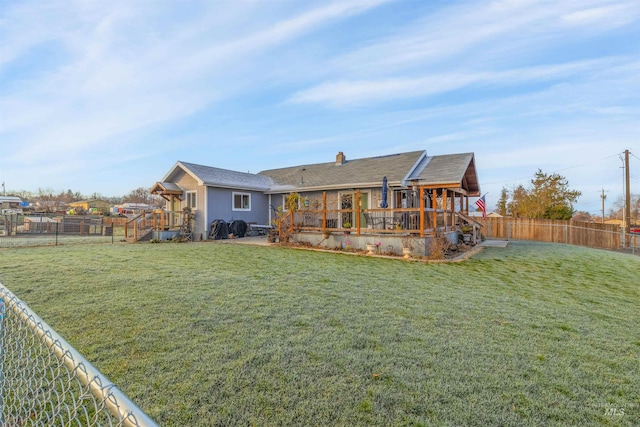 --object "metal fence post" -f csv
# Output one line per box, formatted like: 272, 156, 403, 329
55, 222, 59, 246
